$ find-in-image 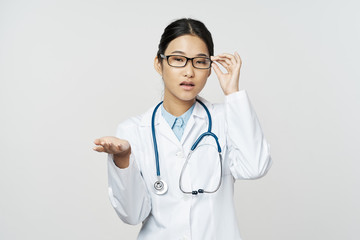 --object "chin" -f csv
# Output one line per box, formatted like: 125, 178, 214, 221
164, 86, 202, 103
177, 92, 199, 102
